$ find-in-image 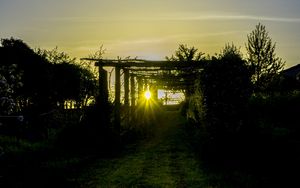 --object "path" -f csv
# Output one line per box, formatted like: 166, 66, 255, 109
75, 111, 209, 188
